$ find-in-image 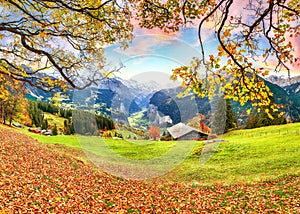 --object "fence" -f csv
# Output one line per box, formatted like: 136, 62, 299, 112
234, 129, 300, 138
